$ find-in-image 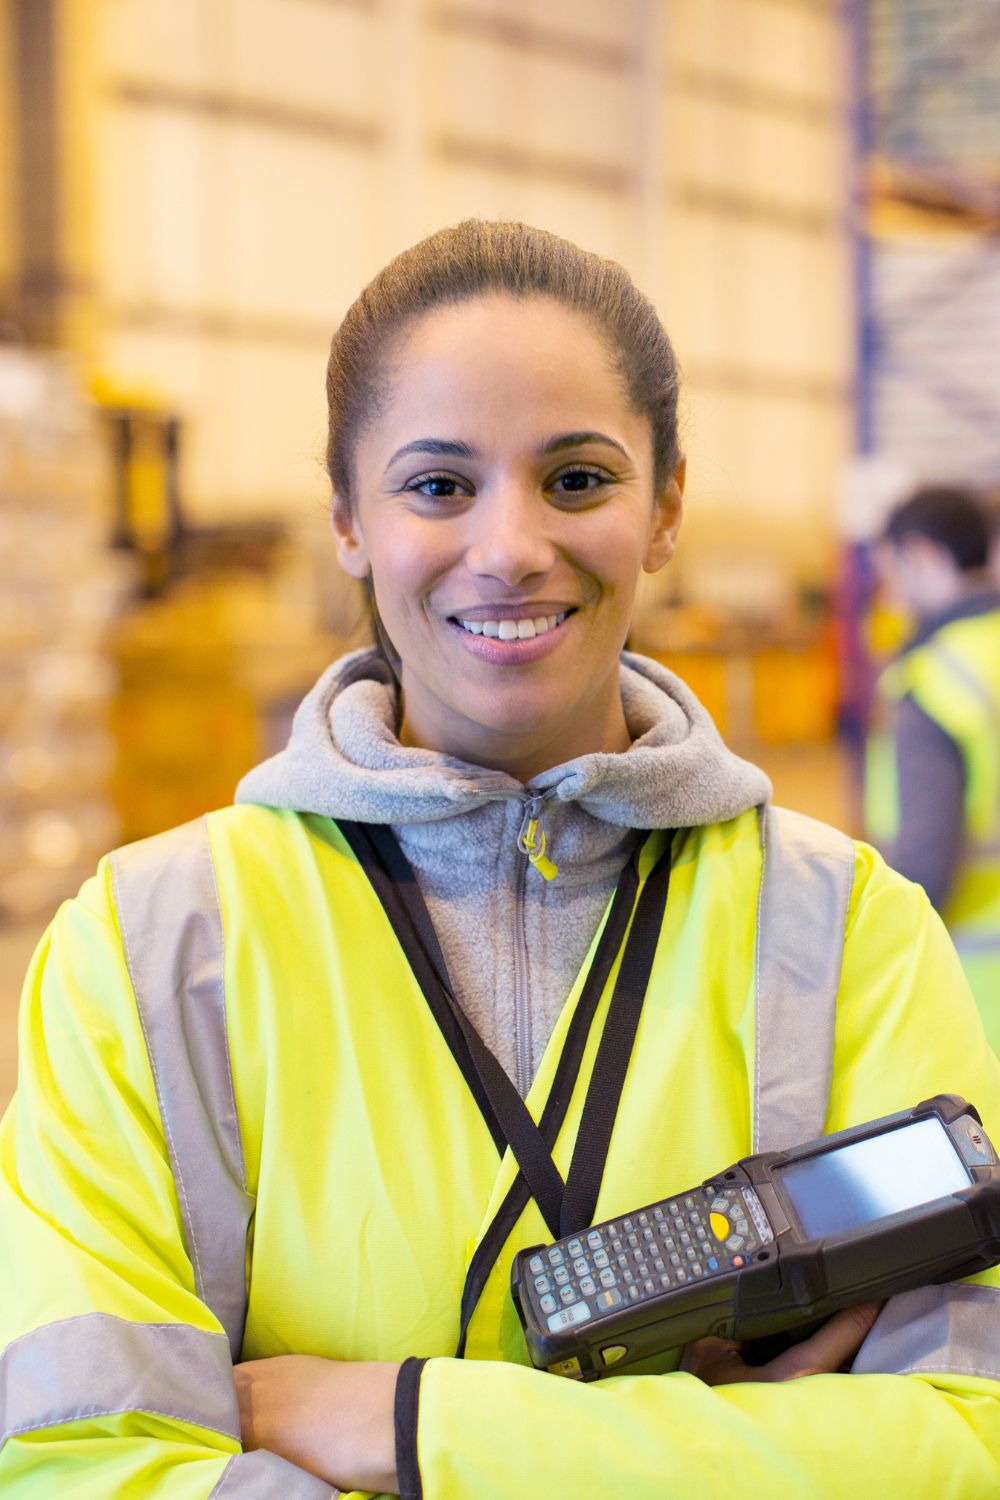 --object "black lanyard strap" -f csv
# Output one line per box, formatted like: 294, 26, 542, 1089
335, 818, 673, 1349
455, 837, 673, 1354
338, 820, 567, 1237
558, 843, 673, 1236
